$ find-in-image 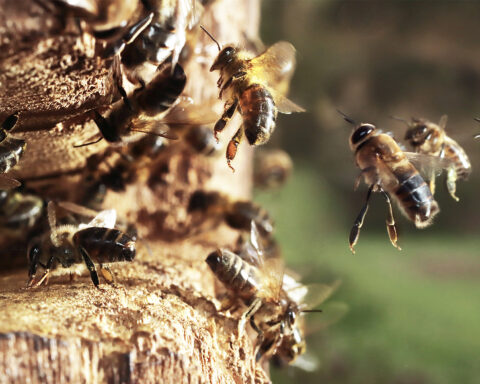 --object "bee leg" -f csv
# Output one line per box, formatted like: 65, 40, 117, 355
354, 166, 376, 191
379, 188, 401, 251
238, 298, 262, 337
226, 127, 244, 172
349, 184, 374, 254
79, 247, 100, 288
249, 316, 265, 361
429, 170, 436, 196
446, 167, 459, 202
214, 99, 239, 142
116, 80, 134, 112
100, 264, 116, 286
219, 72, 247, 100
27, 244, 41, 287
27, 255, 54, 288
